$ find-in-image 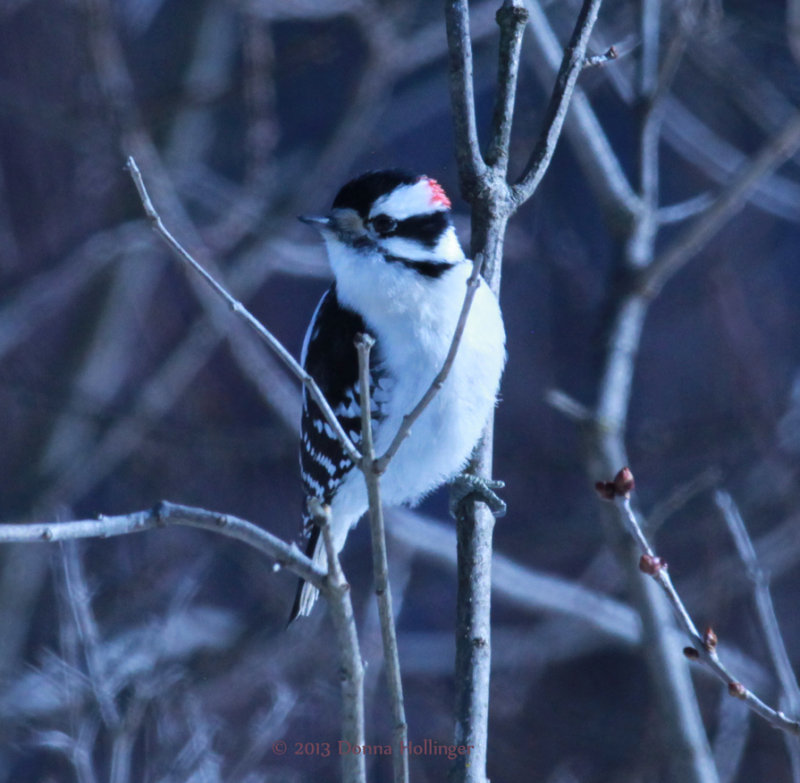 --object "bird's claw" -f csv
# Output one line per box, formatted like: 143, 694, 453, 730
449, 473, 507, 518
